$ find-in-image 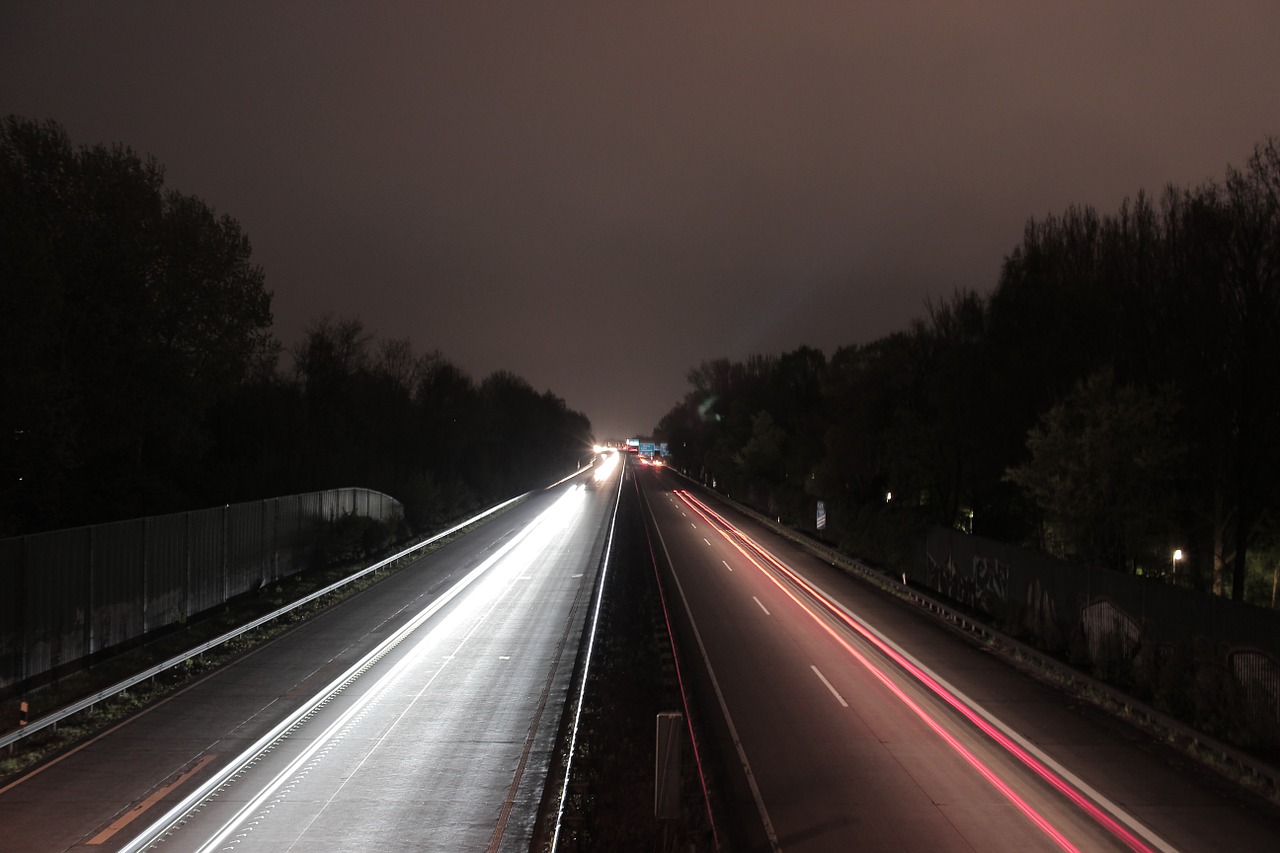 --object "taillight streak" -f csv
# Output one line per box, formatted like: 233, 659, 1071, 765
676, 490, 1158, 853
635, 479, 722, 849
